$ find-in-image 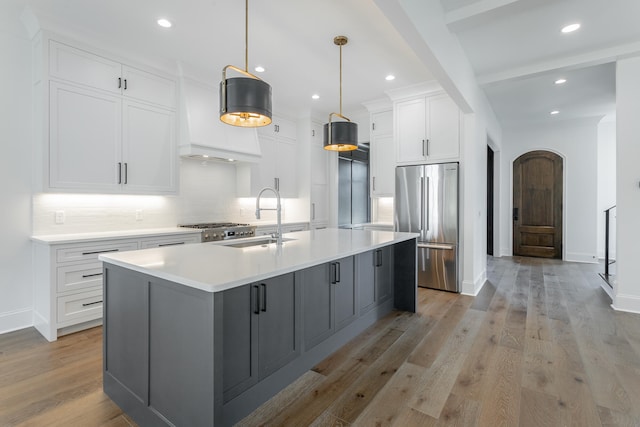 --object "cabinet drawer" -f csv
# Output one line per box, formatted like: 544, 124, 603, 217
56, 241, 138, 263
57, 262, 103, 293
57, 289, 103, 324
